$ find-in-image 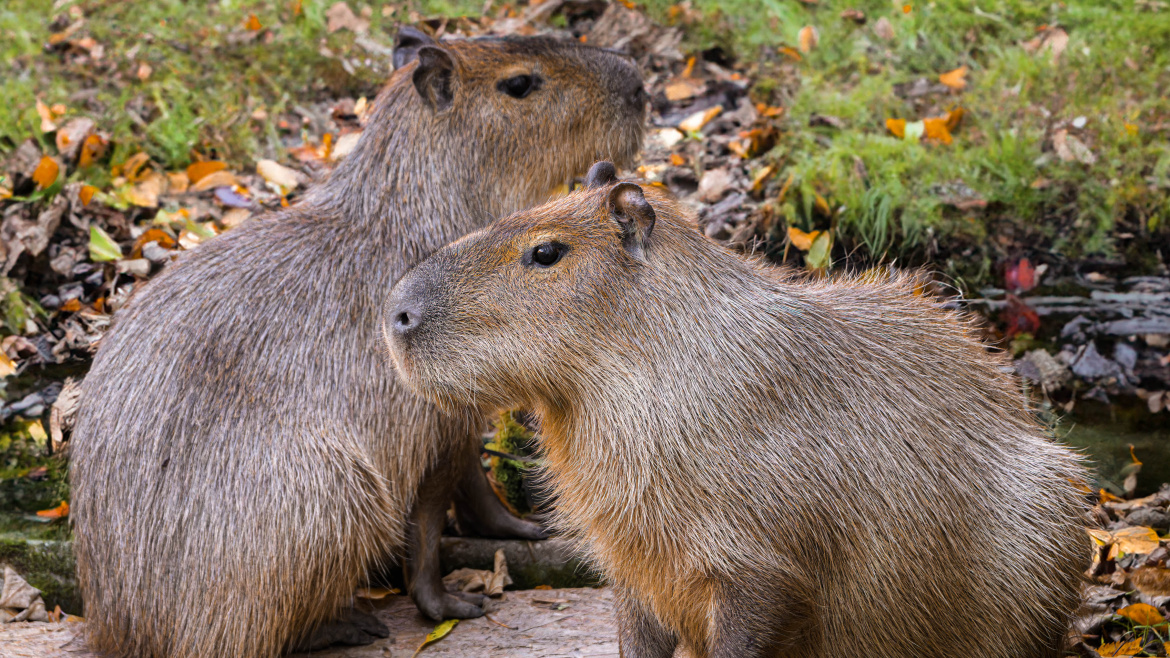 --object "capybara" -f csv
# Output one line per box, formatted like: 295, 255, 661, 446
70, 32, 646, 657
384, 162, 1090, 658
